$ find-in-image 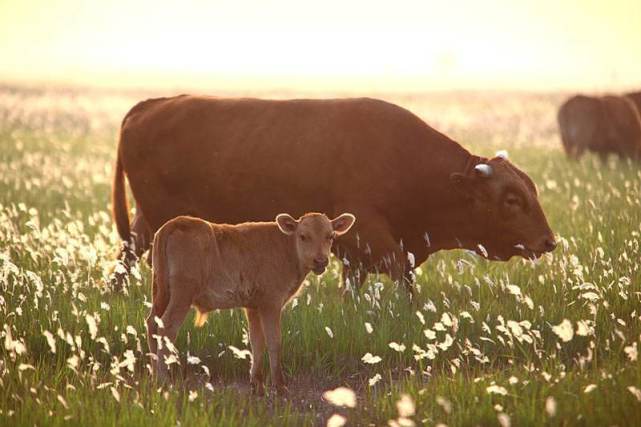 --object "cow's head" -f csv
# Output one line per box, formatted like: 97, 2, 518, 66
276, 212, 356, 274
450, 154, 556, 260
